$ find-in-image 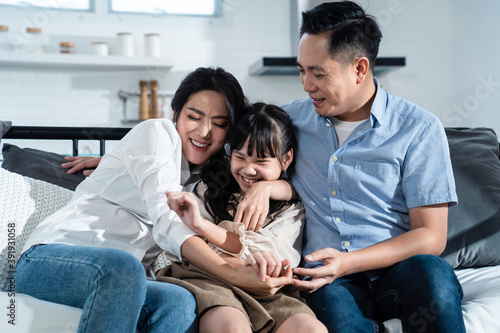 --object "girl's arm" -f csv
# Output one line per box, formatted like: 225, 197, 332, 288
216, 201, 305, 268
